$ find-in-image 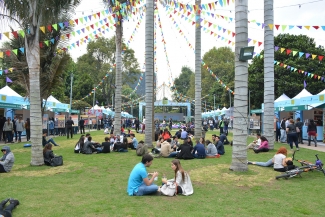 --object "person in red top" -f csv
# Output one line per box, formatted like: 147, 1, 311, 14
161, 128, 171, 140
